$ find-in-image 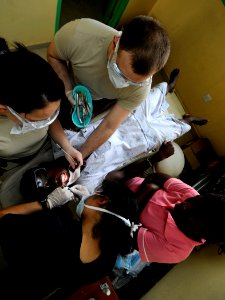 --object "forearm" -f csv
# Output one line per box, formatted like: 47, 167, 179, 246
116, 157, 153, 181
0, 201, 42, 219
49, 119, 83, 168
106, 142, 174, 182
105, 158, 152, 184
80, 121, 115, 159
0, 185, 79, 219
49, 119, 71, 150
80, 103, 130, 159
143, 172, 171, 188
122, 152, 166, 179
135, 183, 160, 213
